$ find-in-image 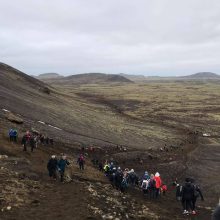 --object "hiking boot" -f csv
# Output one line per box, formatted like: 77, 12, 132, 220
192, 210, 196, 215
183, 210, 187, 215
